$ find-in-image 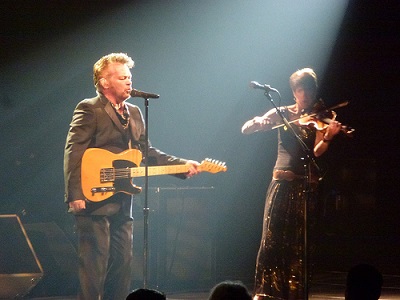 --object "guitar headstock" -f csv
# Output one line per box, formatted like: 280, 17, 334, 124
200, 158, 227, 174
